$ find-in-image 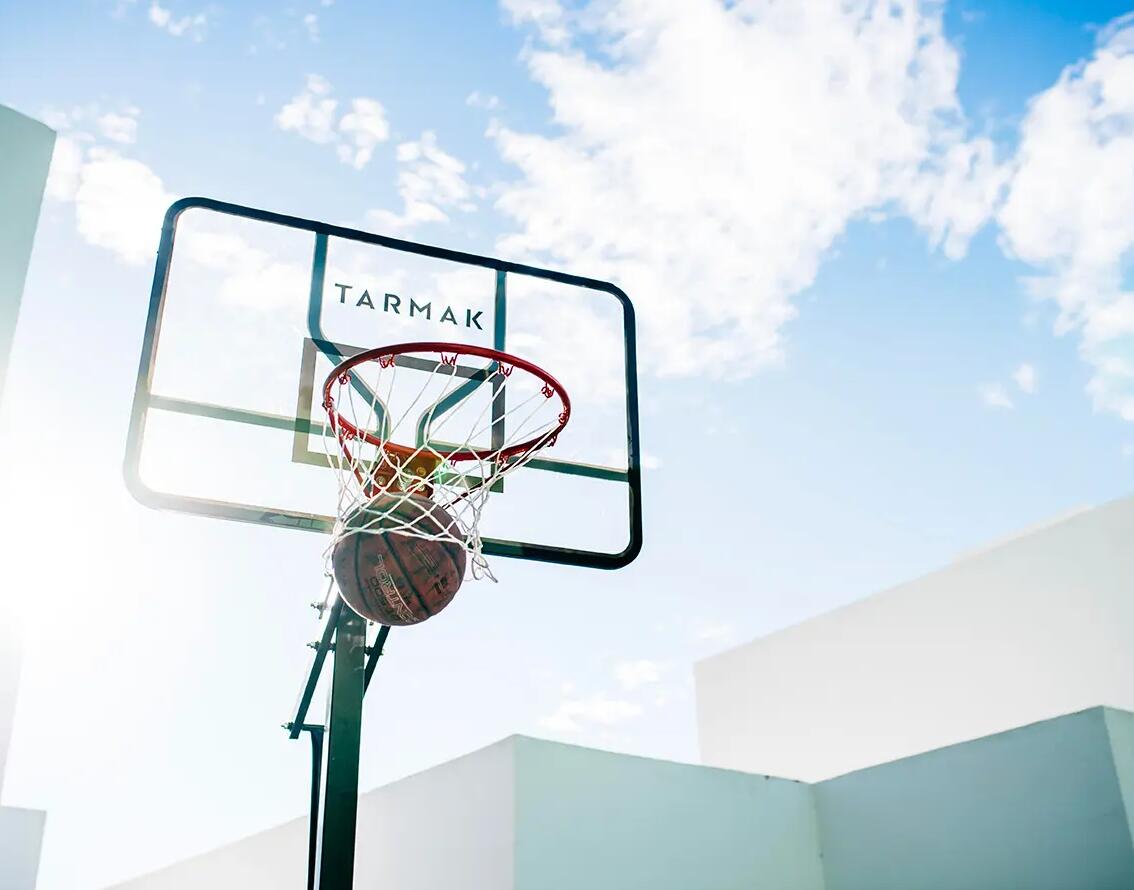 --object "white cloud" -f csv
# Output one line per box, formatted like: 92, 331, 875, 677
74, 148, 174, 264
42, 103, 172, 265
1012, 363, 1037, 394
998, 18, 1134, 421
466, 91, 501, 110
979, 363, 1036, 407
148, 2, 208, 40
640, 450, 662, 470
166, 225, 309, 312
337, 98, 390, 169
275, 74, 338, 143
303, 12, 319, 41
538, 693, 643, 733
97, 110, 139, 144
367, 131, 474, 231
176, 229, 254, 270
501, 0, 569, 47
45, 137, 84, 202
901, 137, 1010, 260
1123, 442, 1134, 460
978, 383, 1014, 410
276, 76, 390, 169
41, 106, 82, 132
42, 102, 138, 143
612, 659, 664, 691
493, 1, 1003, 380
